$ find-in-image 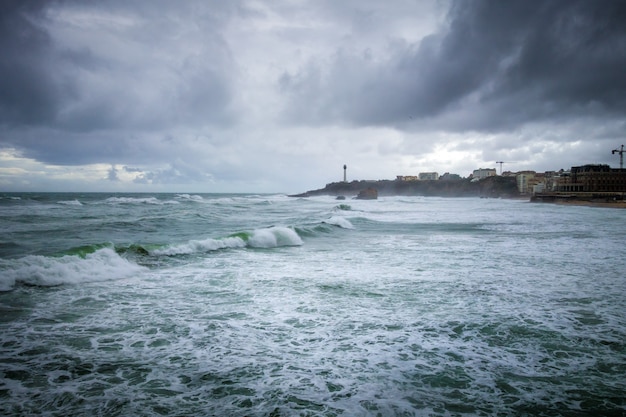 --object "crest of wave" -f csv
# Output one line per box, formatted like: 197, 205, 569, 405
0, 248, 146, 291
248, 226, 303, 248
153, 227, 303, 256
